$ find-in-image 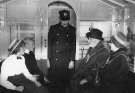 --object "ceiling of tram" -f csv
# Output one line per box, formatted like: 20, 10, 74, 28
0, 0, 12, 3
0, 0, 135, 23
80, 0, 113, 21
